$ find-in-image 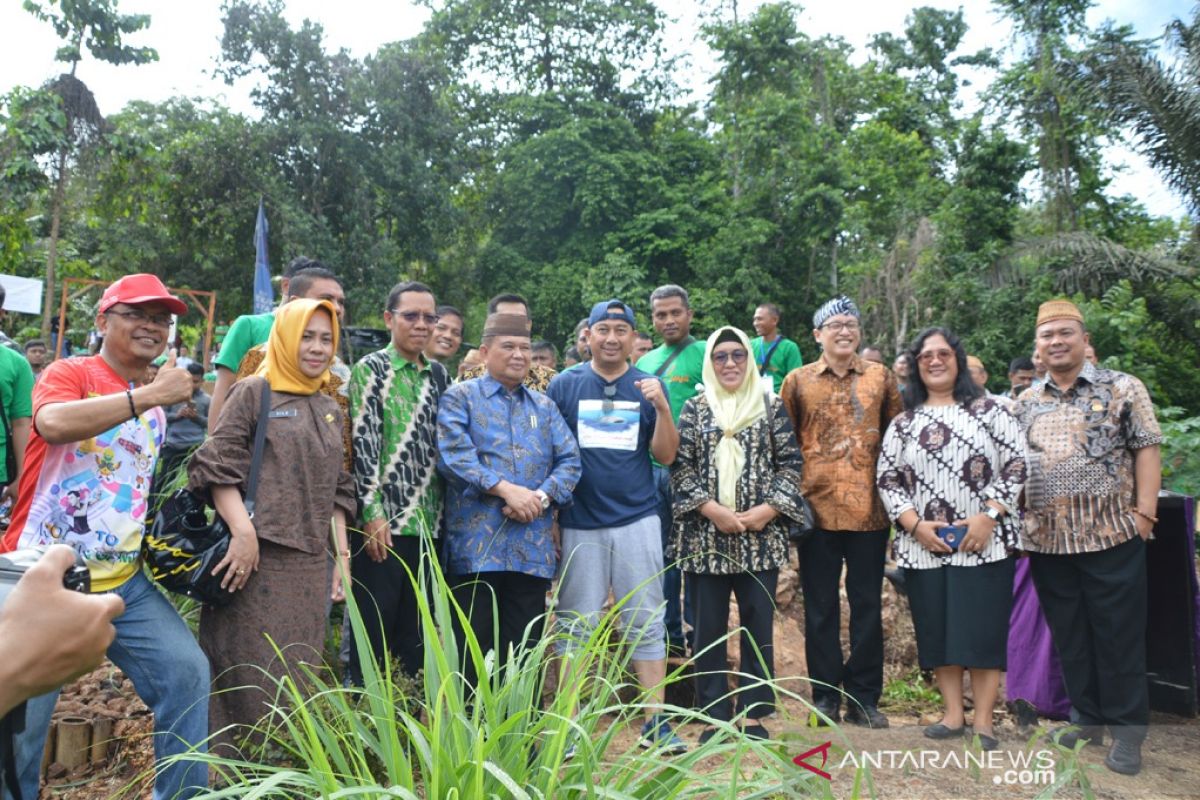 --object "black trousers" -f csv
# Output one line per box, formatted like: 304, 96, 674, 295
799, 529, 889, 708
691, 570, 778, 722
1030, 536, 1148, 743
451, 570, 550, 687
349, 535, 429, 683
